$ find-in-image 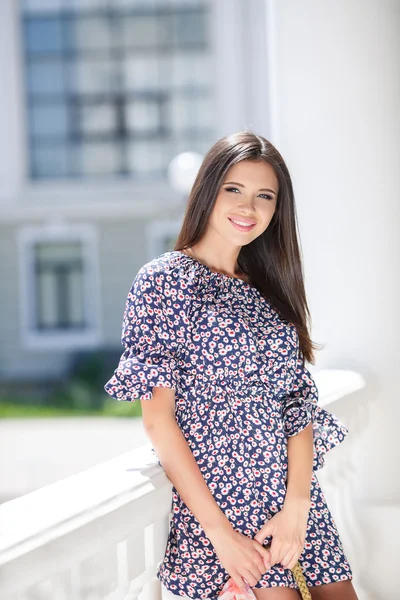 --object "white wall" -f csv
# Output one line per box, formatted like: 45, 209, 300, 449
270, 0, 400, 502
